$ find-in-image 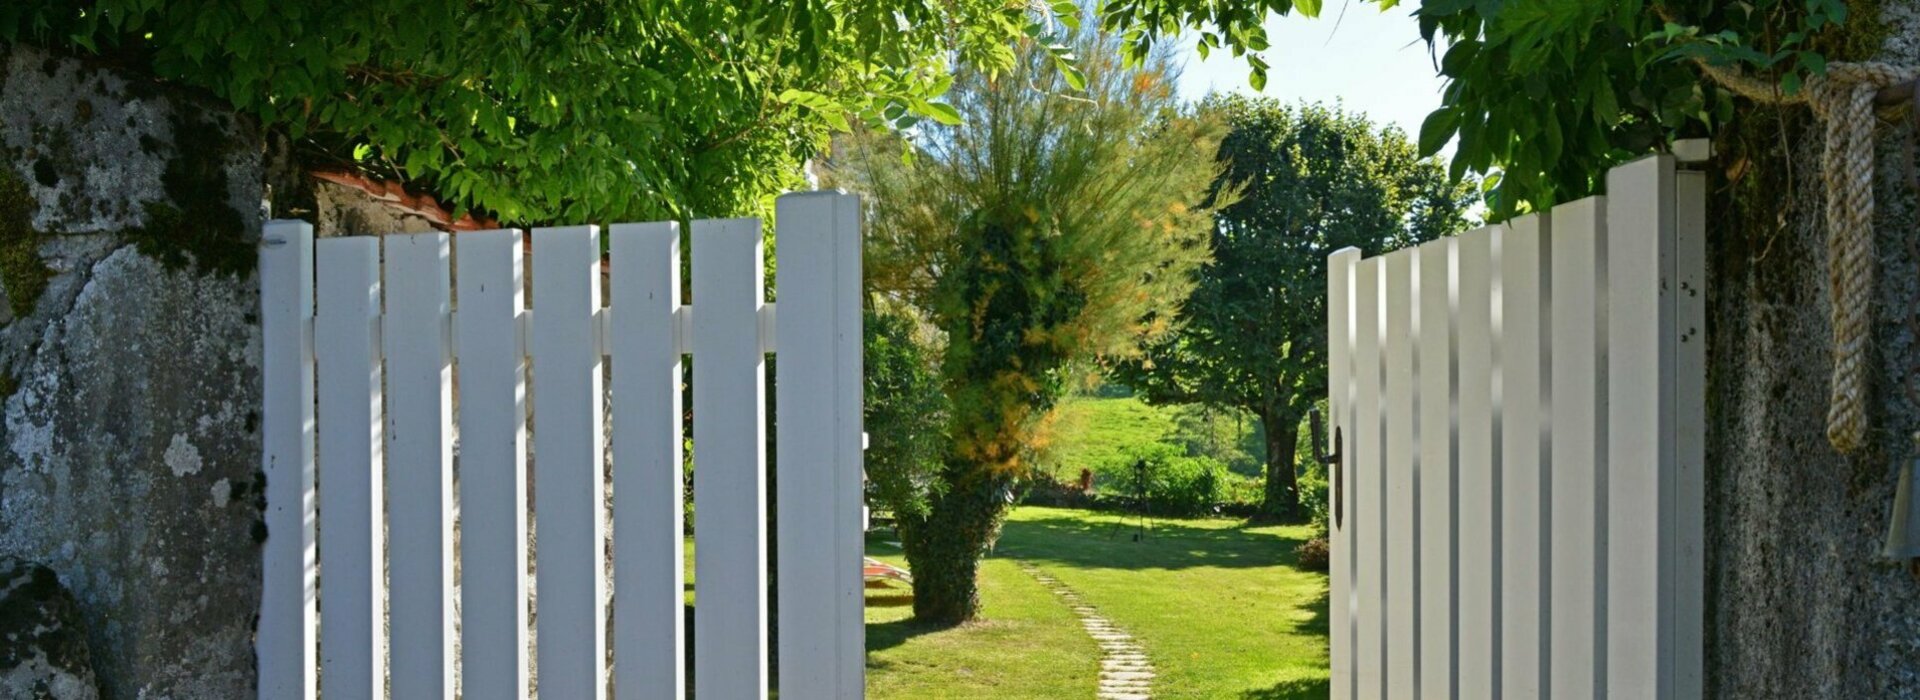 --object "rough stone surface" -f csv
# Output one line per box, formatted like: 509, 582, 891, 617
313, 179, 438, 238
0, 45, 264, 698
0, 556, 98, 699
1705, 3, 1920, 696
